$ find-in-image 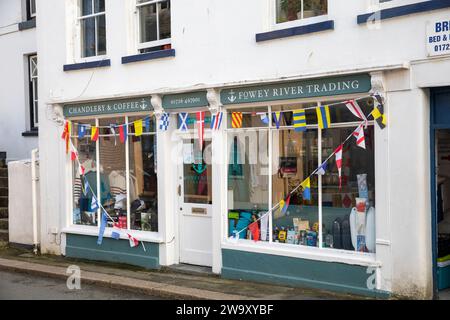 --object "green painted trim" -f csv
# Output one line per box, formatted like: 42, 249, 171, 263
162, 91, 209, 109
221, 74, 371, 105
221, 249, 390, 299
66, 234, 160, 269
63, 97, 153, 118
